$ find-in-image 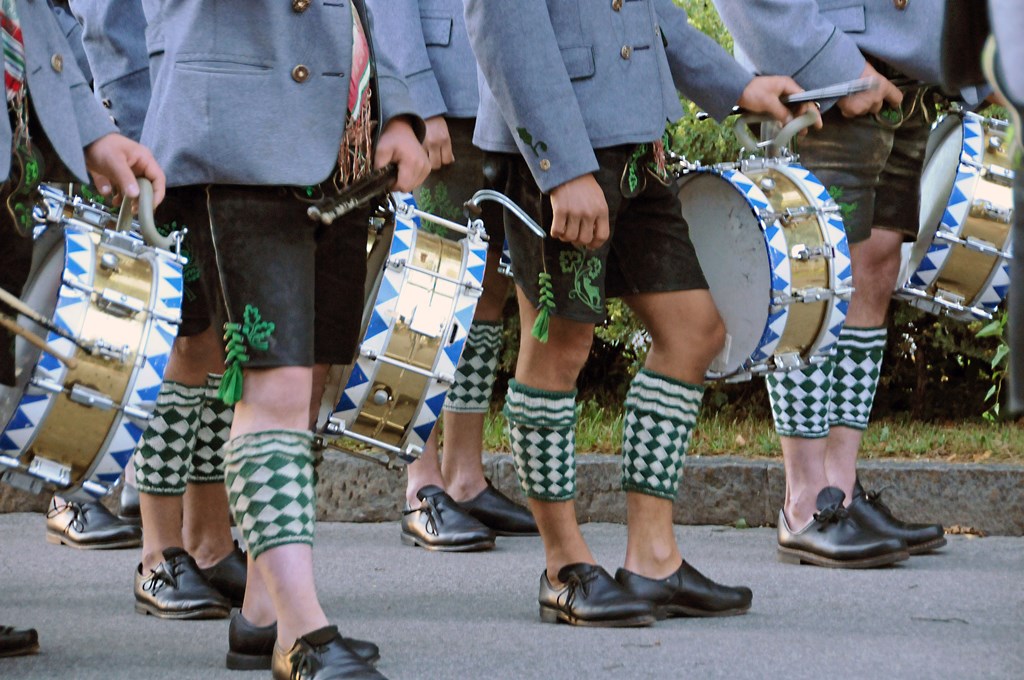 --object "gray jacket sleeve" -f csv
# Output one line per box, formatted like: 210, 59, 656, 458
365, 2, 426, 142
713, 0, 866, 89
366, 0, 447, 120
69, 0, 150, 143
50, 2, 91, 81
653, 0, 752, 120
464, 0, 598, 193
